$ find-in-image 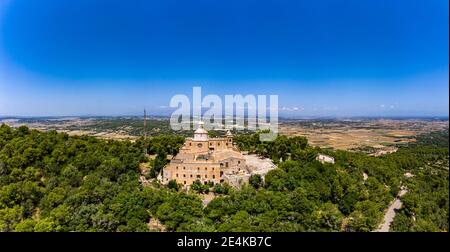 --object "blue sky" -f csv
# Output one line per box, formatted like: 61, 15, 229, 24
0, 0, 448, 117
